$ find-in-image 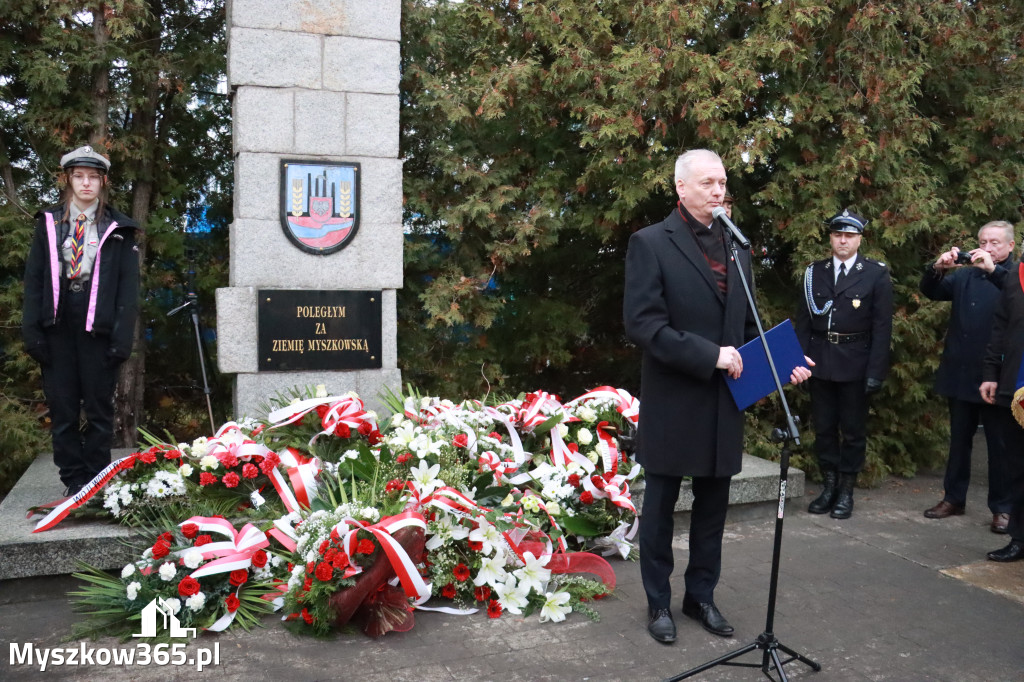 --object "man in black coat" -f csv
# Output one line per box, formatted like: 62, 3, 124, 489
920, 221, 1014, 532
795, 210, 893, 519
624, 149, 811, 644
980, 254, 1024, 563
